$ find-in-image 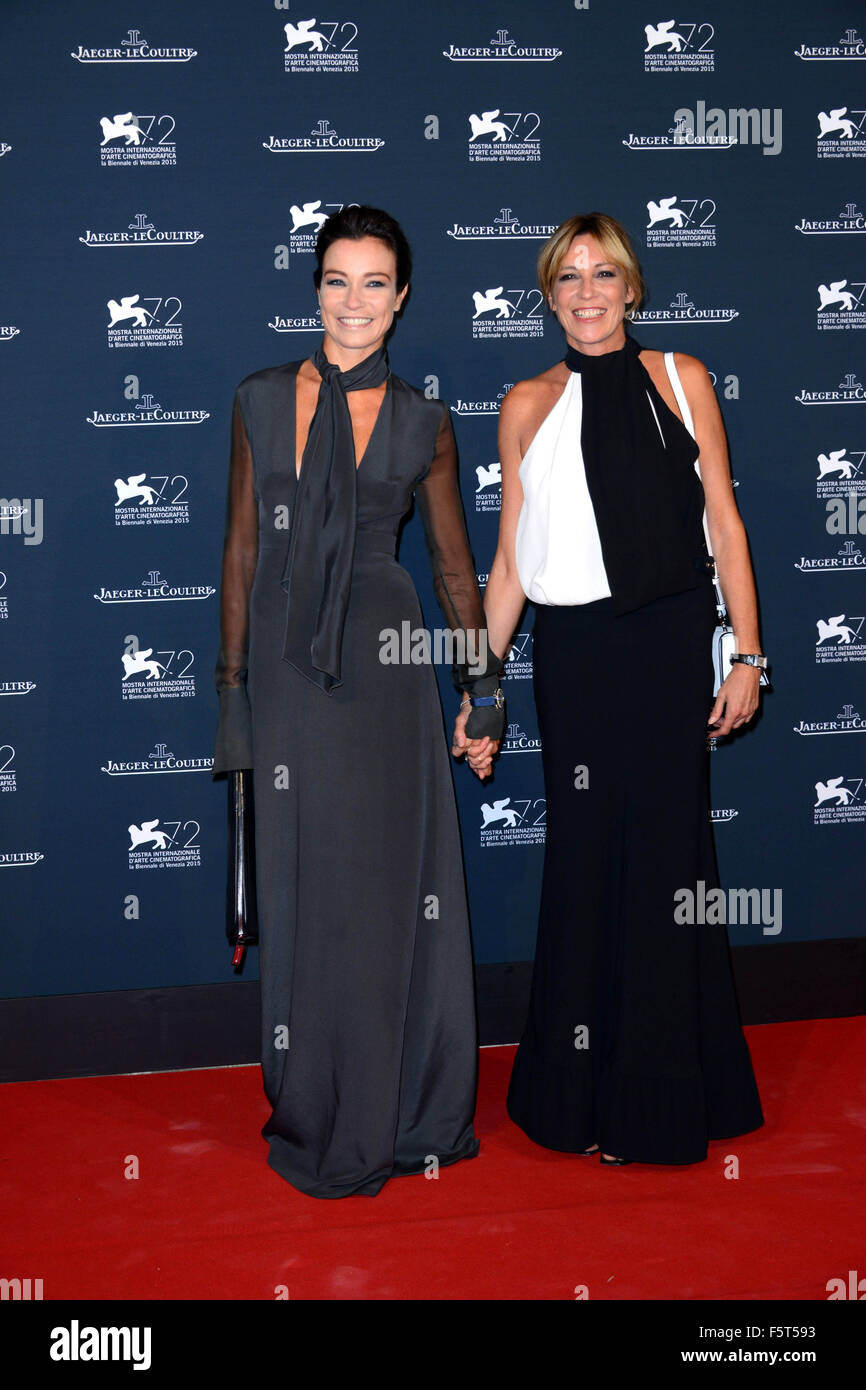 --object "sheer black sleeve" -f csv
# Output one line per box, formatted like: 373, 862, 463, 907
212, 395, 258, 775
414, 405, 487, 641
414, 405, 504, 737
